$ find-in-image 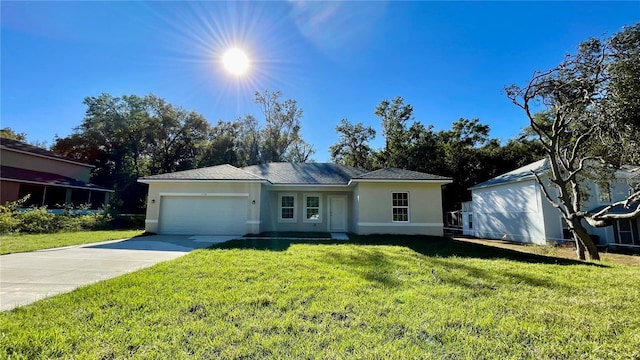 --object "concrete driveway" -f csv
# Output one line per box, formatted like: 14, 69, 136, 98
0, 235, 236, 312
